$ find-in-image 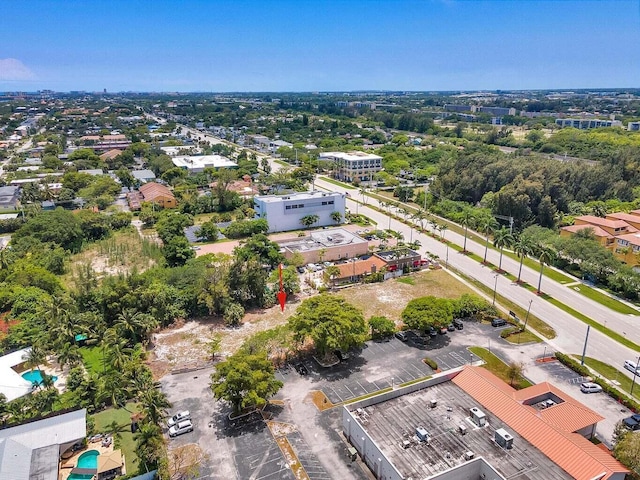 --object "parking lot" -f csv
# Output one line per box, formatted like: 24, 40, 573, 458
159, 320, 527, 480
276, 334, 482, 405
